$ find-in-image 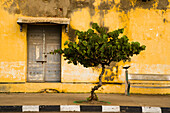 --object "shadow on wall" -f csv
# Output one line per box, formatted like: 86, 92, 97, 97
0, 86, 11, 92
67, 25, 77, 42
92, 62, 119, 82
38, 88, 60, 93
